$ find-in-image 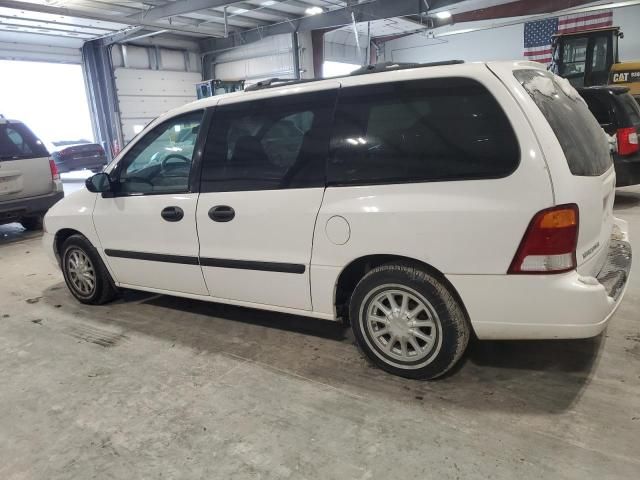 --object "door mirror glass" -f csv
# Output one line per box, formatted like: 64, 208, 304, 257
85, 172, 111, 193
